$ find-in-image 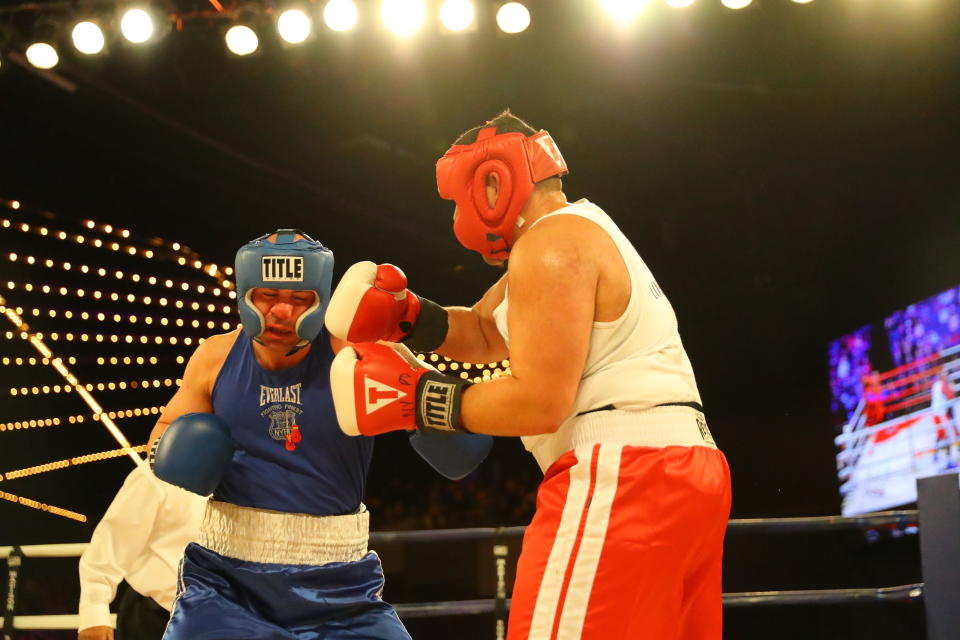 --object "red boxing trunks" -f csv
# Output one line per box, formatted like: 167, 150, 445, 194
507, 442, 731, 640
